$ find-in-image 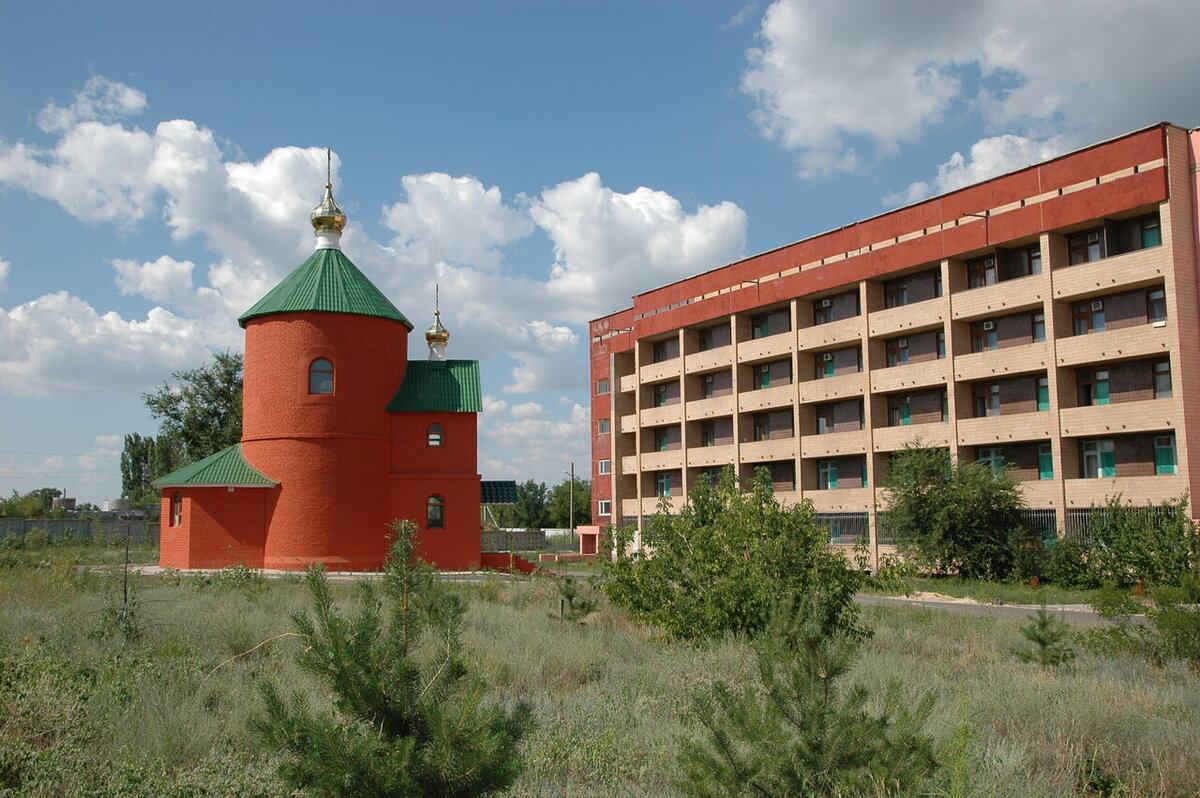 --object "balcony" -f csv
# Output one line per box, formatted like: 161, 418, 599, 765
1052, 249, 1167, 302
738, 383, 797, 413
953, 341, 1051, 382
638, 496, 679, 516
801, 428, 869, 459
1059, 398, 1179, 438
799, 371, 868, 404
740, 437, 798, 463
870, 360, 949, 394
640, 404, 682, 427
771, 489, 803, 508
640, 450, 684, 471
867, 298, 949, 338
1054, 324, 1170, 368
619, 373, 637, 393
804, 487, 874, 513
1064, 474, 1188, 508
685, 346, 733, 373
951, 273, 1047, 321
620, 413, 638, 434
620, 498, 641, 519
873, 422, 951, 452
798, 316, 864, 350
621, 454, 638, 474
639, 358, 682, 383
687, 443, 737, 468
687, 394, 736, 420
737, 333, 794, 362
1019, 481, 1063, 509
956, 412, 1055, 446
